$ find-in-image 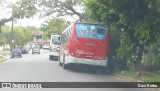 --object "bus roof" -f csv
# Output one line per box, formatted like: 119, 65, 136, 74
62, 24, 73, 34
75, 22, 107, 27
62, 22, 108, 34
